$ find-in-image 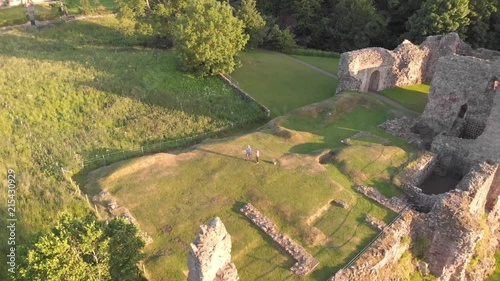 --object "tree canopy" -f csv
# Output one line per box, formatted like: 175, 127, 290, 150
16, 214, 145, 281
172, 0, 249, 76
